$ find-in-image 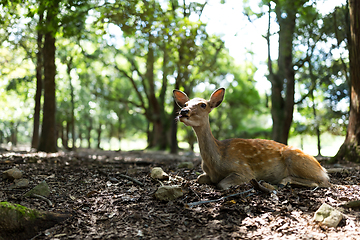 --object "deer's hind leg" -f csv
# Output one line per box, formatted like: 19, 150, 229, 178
197, 173, 212, 184
282, 148, 330, 188
279, 176, 322, 188
217, 172, 253, 190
